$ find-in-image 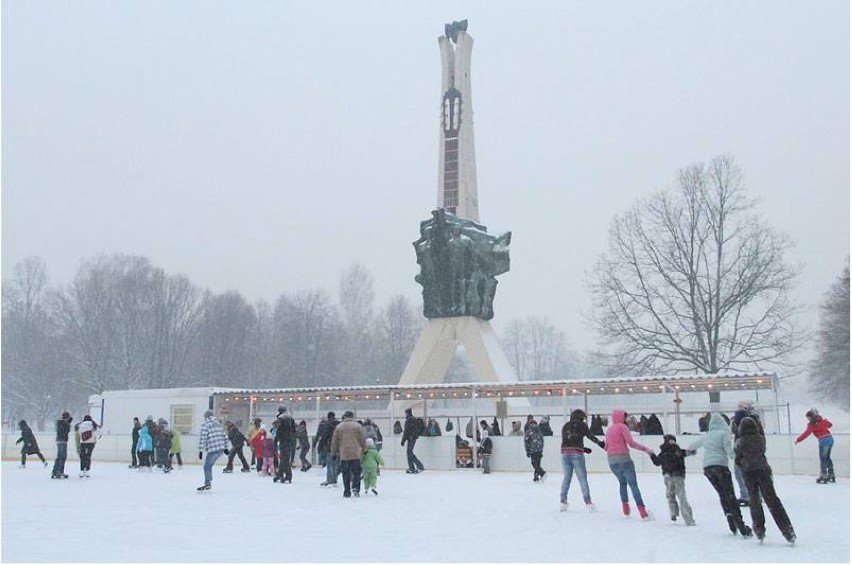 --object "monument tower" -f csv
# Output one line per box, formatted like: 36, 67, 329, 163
398, 21, 518, 389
